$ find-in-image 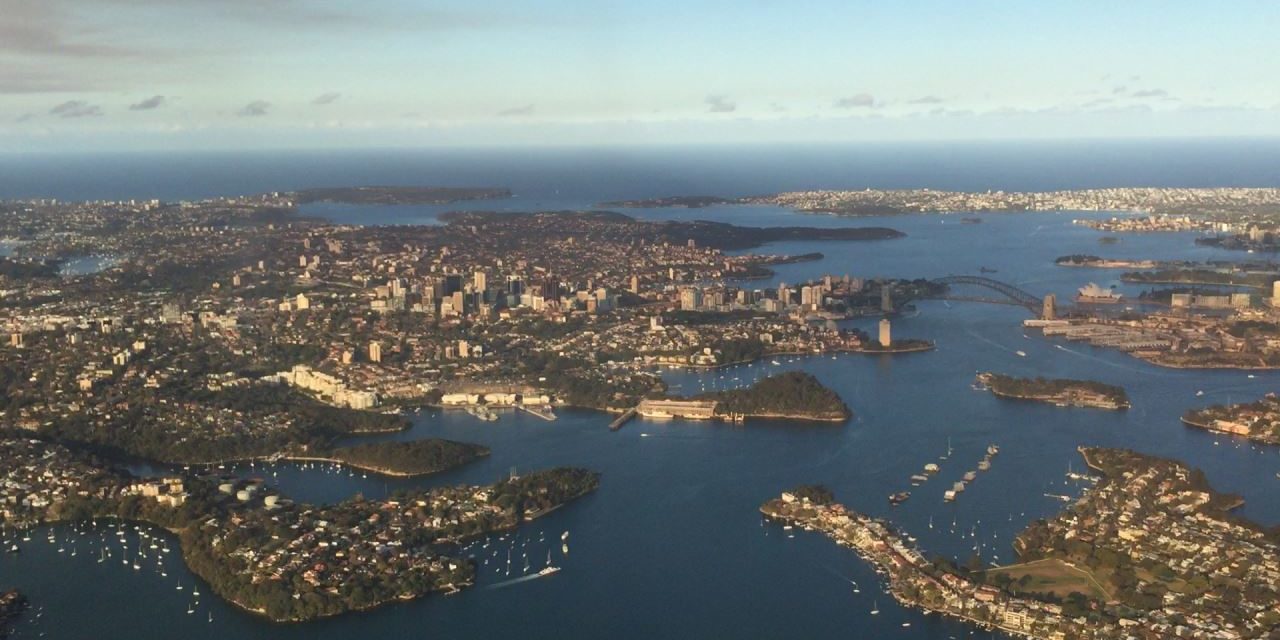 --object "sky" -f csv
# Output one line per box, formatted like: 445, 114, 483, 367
2, 0, 1279, 152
